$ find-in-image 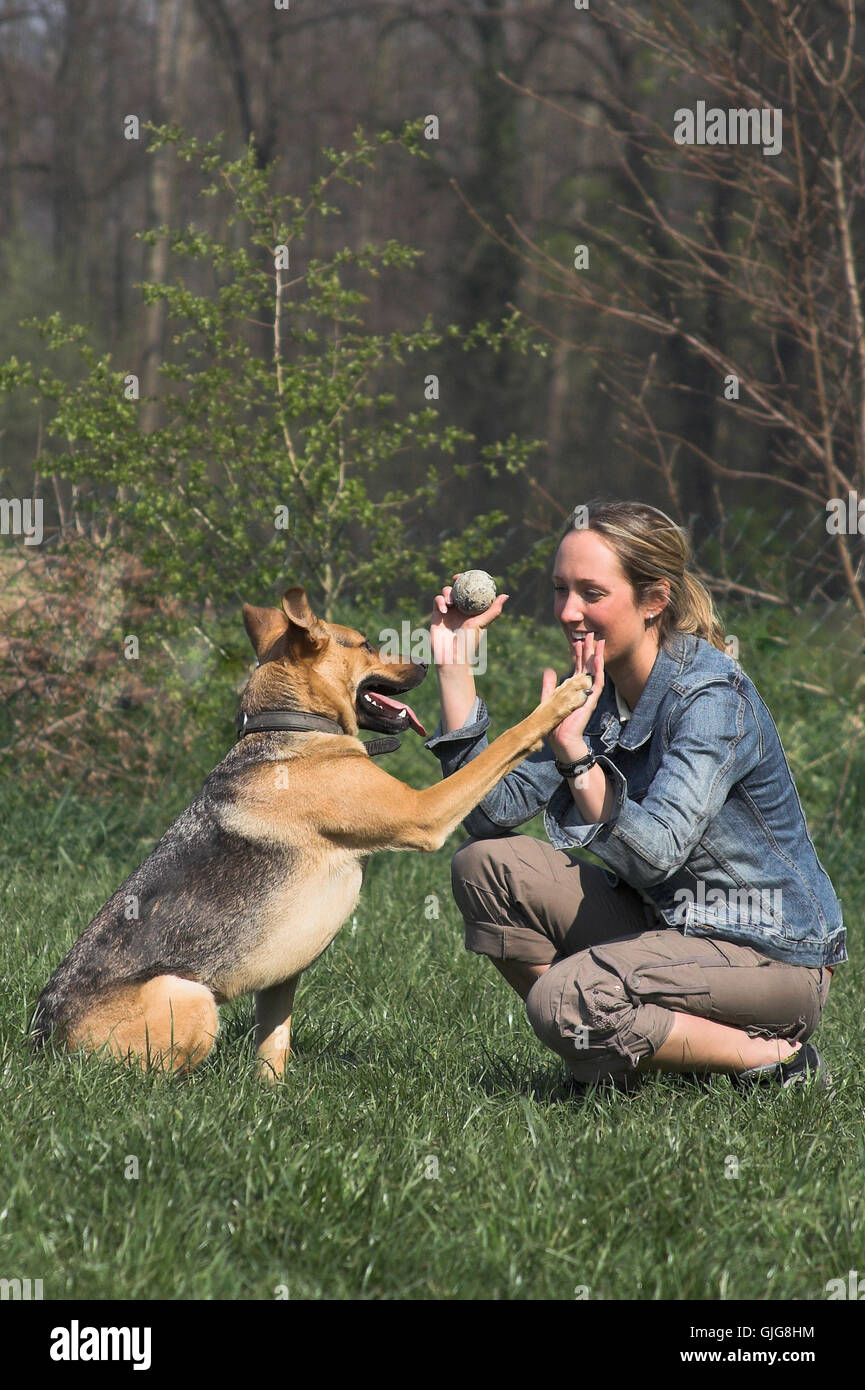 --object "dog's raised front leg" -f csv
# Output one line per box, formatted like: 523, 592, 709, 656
305, 669, 594, 853
255, 975, 300, 1082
